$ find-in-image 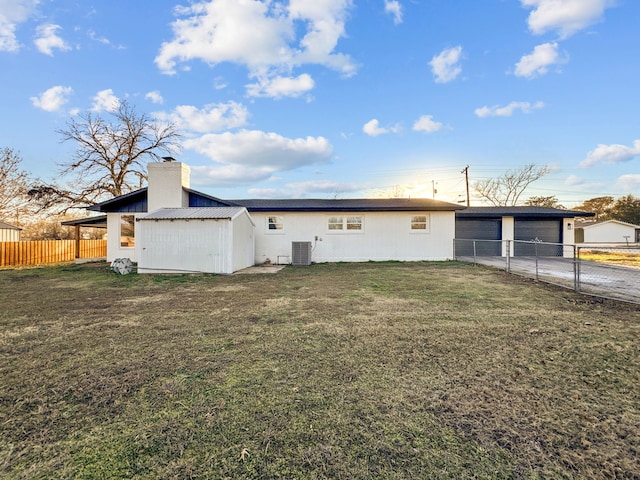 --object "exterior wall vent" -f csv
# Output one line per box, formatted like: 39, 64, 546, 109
291, 241, 312, 266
